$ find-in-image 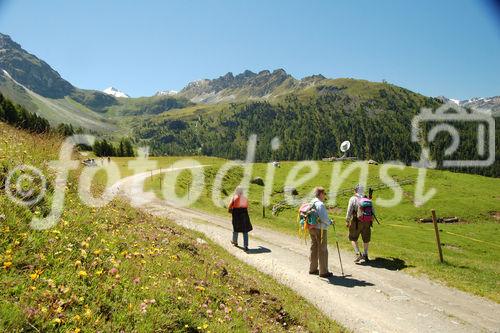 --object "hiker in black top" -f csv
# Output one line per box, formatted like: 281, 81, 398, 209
228, 187, 253, 252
